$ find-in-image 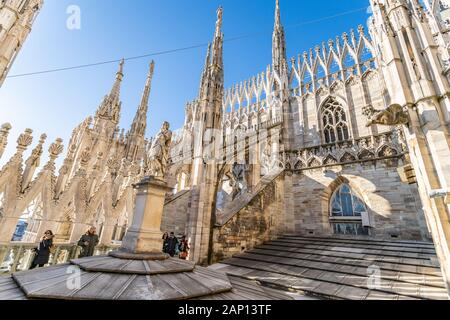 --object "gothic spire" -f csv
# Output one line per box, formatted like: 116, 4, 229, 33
275, 0, 281, 30
110, 59, 124, 103
272, 0, 287, 75
96, 59, 124, 124
199, 43, 212, 97
198, 6, 224, 103
125, 61, 155, 161
139, 60, 155, 115
211, 6, 224, 71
